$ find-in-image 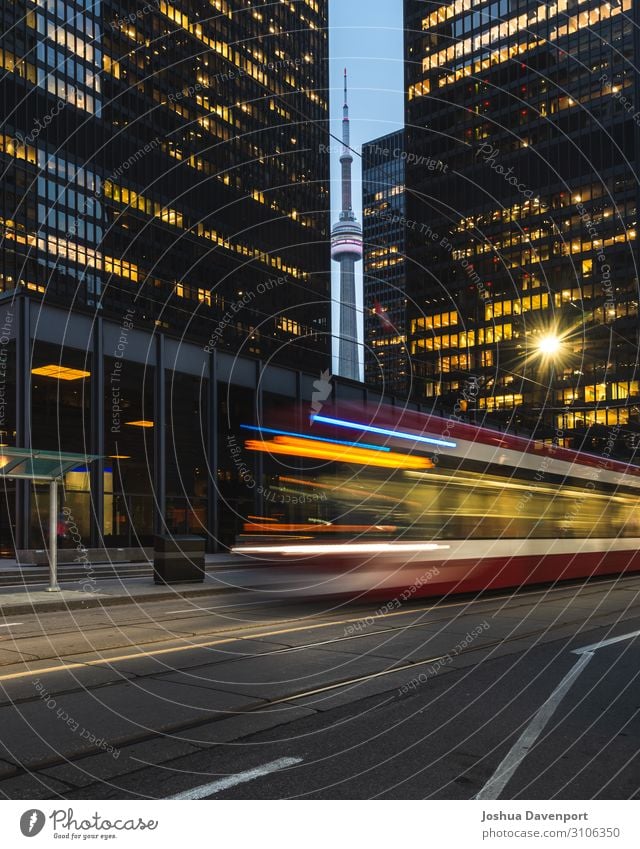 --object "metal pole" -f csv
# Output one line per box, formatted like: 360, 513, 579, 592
16, 296, 31, 550
154, 333, 166, 536
90, 315, 104, 549
47, 478, 60, 592
208, 350, 219, 552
